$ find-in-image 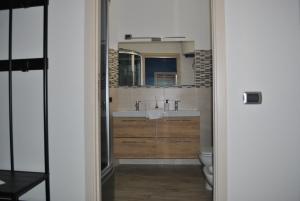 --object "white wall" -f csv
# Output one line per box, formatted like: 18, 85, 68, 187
0, 1, 86, 200
174, 0, 211, 50
225, 0, 300, 200
109, 0, 211, 49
